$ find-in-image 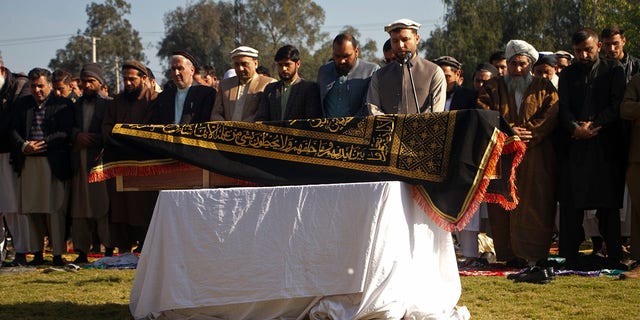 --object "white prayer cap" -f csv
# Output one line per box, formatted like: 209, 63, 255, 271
555, 50, 574, 60
384, 18, 421, 33
505, 40, 539, 63
223, 68, 237, 79
230, 46, 259, 59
